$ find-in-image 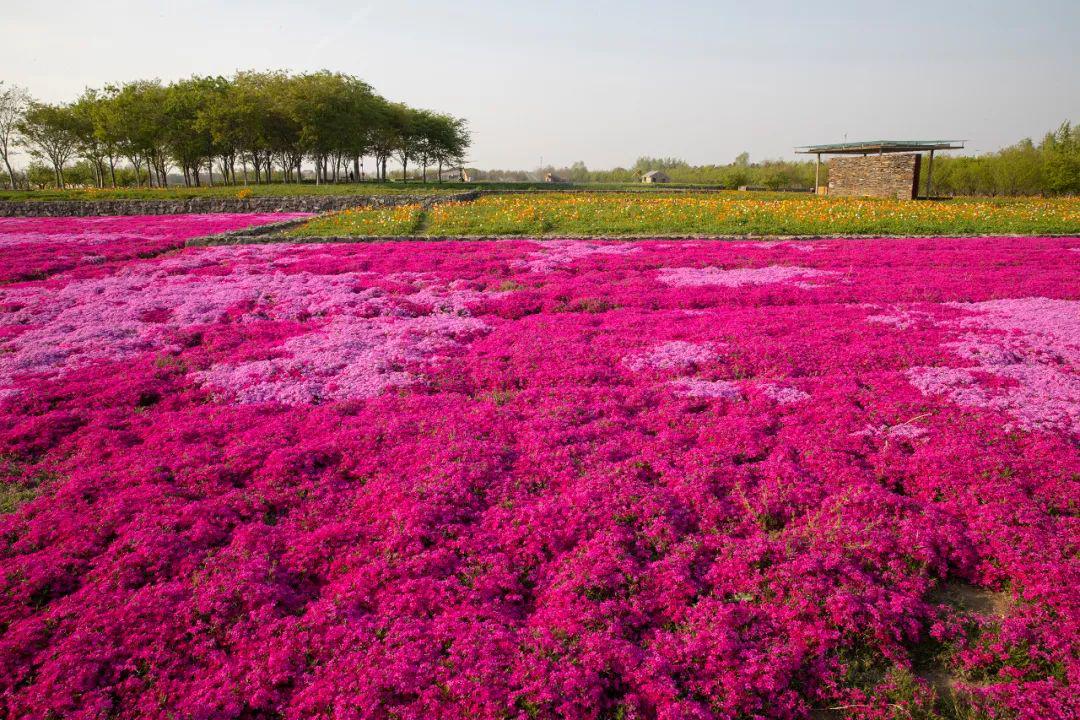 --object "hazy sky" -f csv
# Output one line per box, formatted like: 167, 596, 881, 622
3, 0, 1078, 169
